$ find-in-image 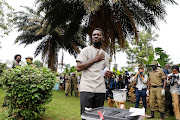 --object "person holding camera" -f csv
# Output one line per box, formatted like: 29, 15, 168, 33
147, 61, 166, 119
167, 65, 180, 120
130, 65, 148, 111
